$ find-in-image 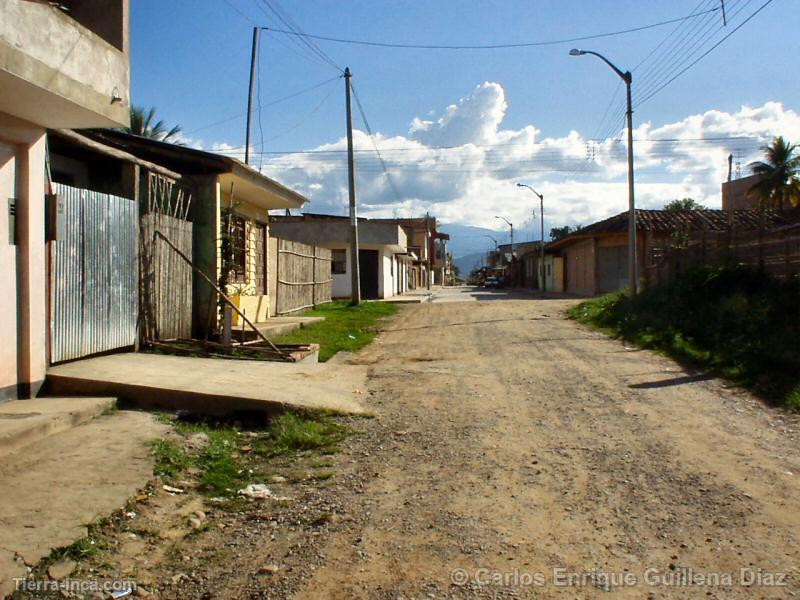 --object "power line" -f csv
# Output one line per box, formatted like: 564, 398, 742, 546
635, 0, 748, 101
184, 75, 340, 135
633, 0, 713, 71
634, 0, 724, 94
222, 0, 257, 24
349, 80, 405, 204
255, 83, 339, 145
213, 135, 767, 155
257, 0, 342, 71
637, 0, 774, 106
265, 7, 721, 50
